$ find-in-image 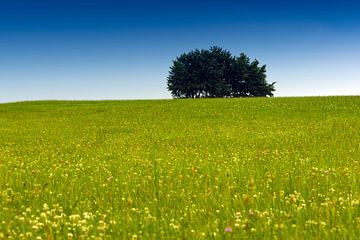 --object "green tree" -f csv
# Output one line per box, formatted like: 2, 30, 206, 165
230, 53, 250, 97
167, 47, 275, 98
